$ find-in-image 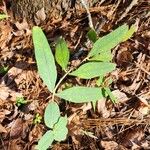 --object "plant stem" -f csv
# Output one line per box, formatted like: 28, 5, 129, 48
80, 0, 94, 29
51, 68, 73, 101
51, 56, 88, 101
